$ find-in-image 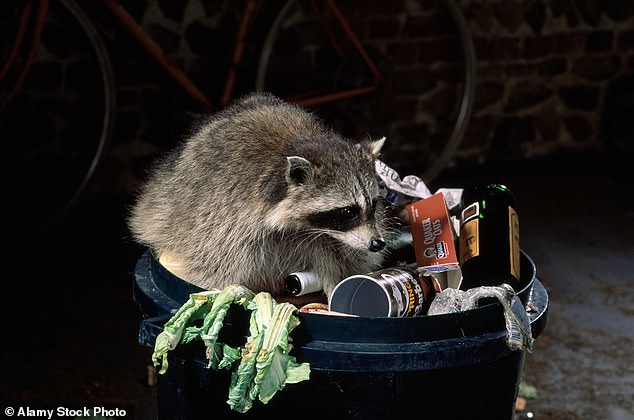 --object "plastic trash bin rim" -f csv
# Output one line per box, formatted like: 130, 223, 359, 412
134, 249, 541, 344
